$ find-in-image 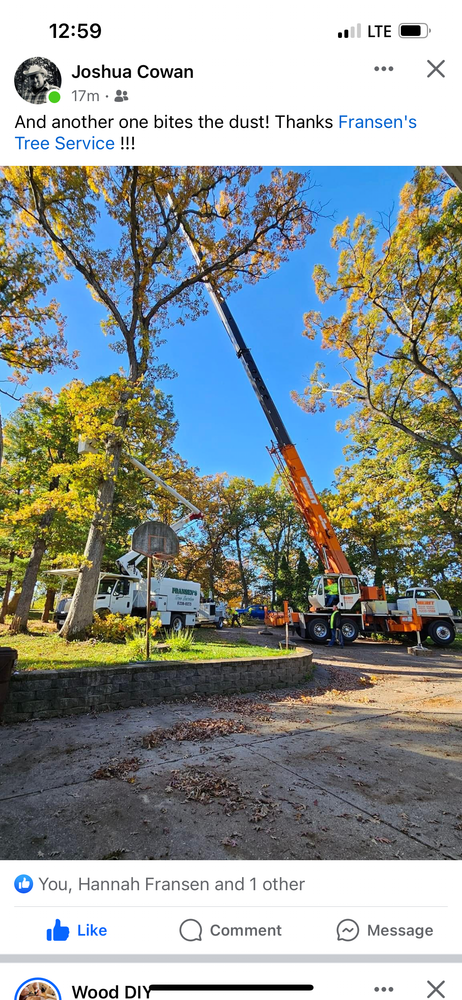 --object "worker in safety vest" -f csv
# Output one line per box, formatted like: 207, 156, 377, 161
325, 577, 339, 606
229, 607, 241, 627
329, 603, 344, 647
